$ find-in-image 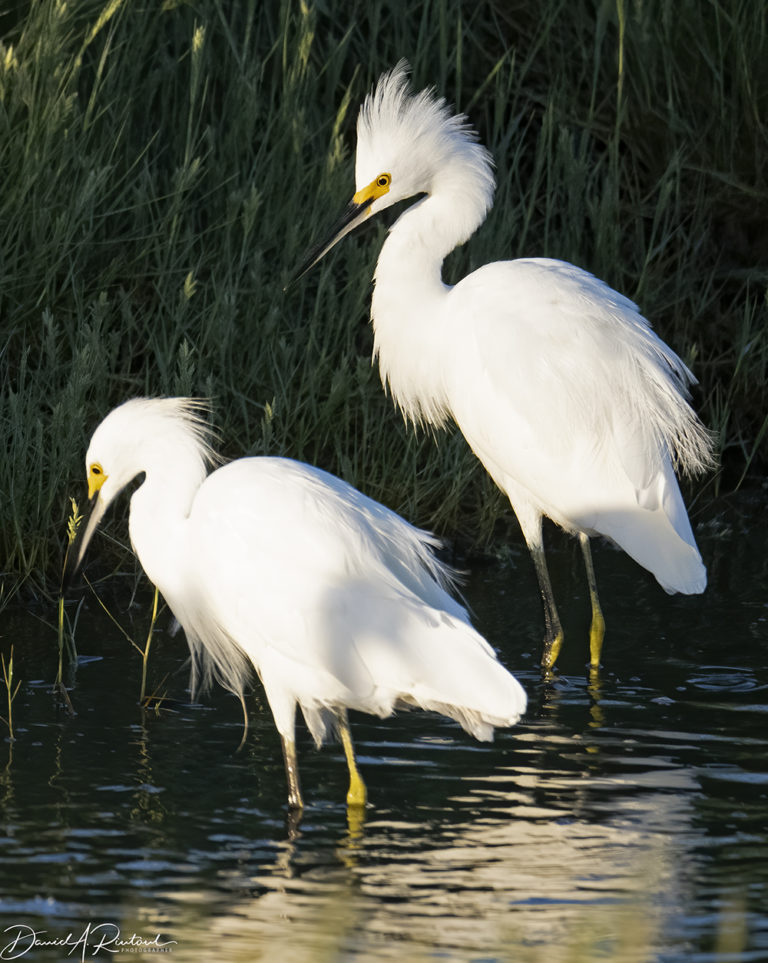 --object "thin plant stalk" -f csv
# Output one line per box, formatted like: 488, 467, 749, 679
141, 674, 170, 713
55, 595, 78, 685
57, 498, 82, 688
1, 648, 22, 742
56, 596, 65, 686
83, 575, 160, 704
140, 586, 160, 705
